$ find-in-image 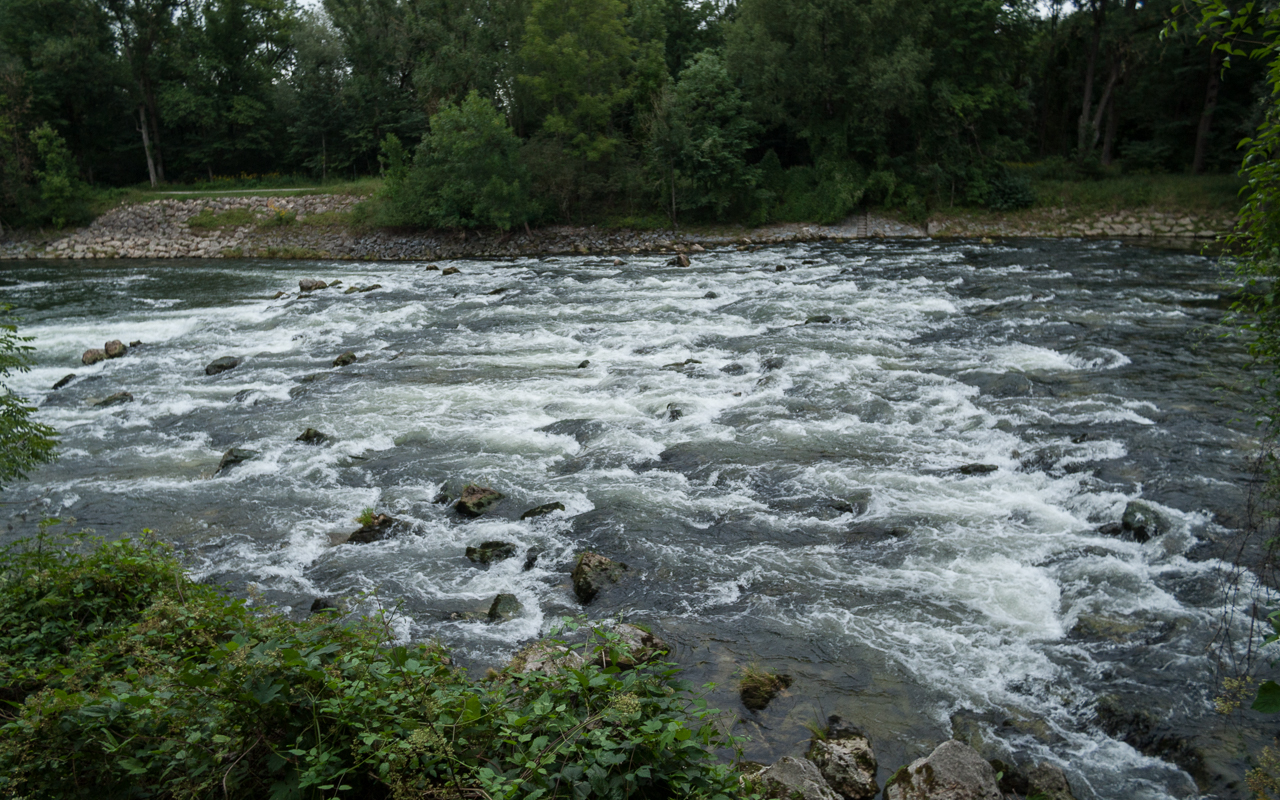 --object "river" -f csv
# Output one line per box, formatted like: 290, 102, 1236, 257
0, 239, 1270, 800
